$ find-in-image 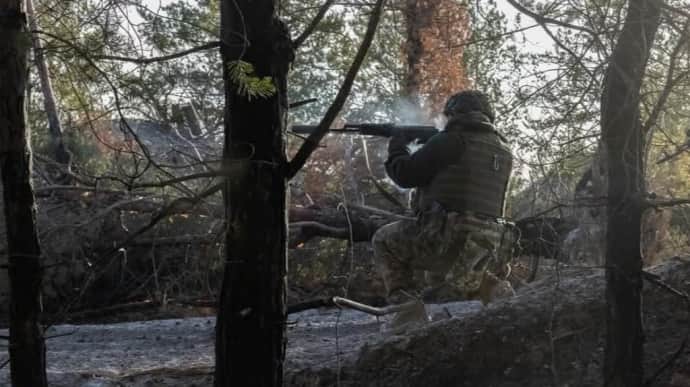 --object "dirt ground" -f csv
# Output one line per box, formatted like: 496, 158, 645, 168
3, 259, 690, 387
0, 300, 484, 387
